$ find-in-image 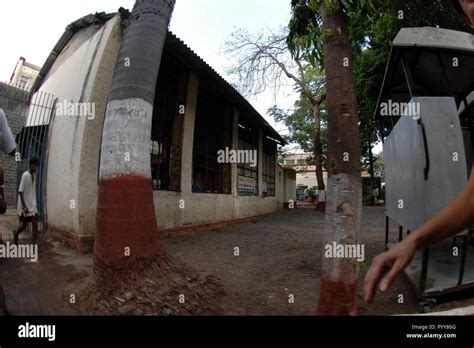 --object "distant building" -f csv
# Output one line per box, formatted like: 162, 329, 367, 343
9, 57, 40, 91
281, 152, 372, 194
280, 152, 327, 189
